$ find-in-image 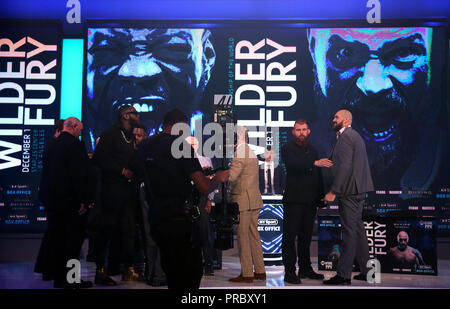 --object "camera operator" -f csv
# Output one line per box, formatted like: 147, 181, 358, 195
138, 109, 229, 290
186, 136, 219, 276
